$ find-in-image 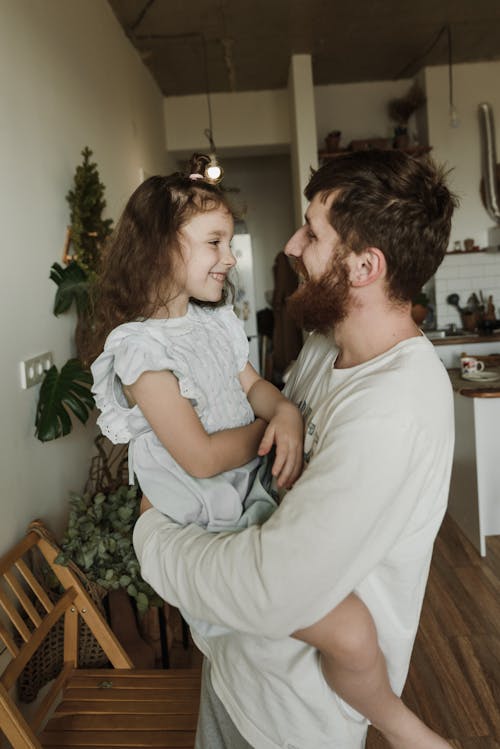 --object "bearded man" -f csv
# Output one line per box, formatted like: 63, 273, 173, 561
133, 150, 458, 749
